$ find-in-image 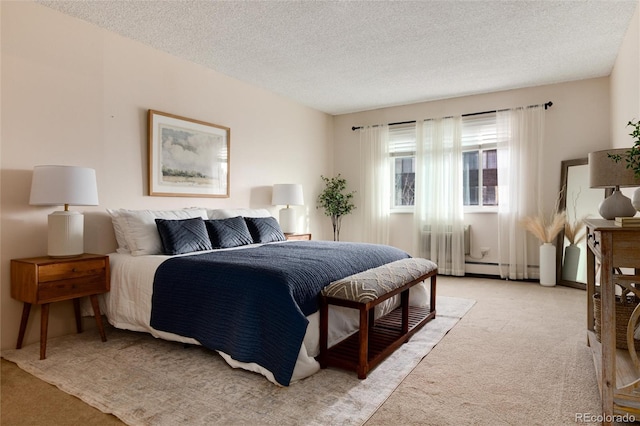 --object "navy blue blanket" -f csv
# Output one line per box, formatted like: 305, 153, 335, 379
150, 241, 409, 385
